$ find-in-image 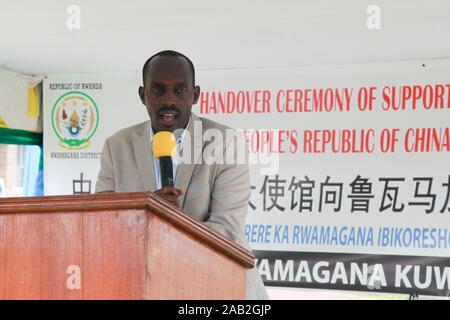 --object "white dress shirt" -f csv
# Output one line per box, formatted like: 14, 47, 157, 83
149, 117, 190, 189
